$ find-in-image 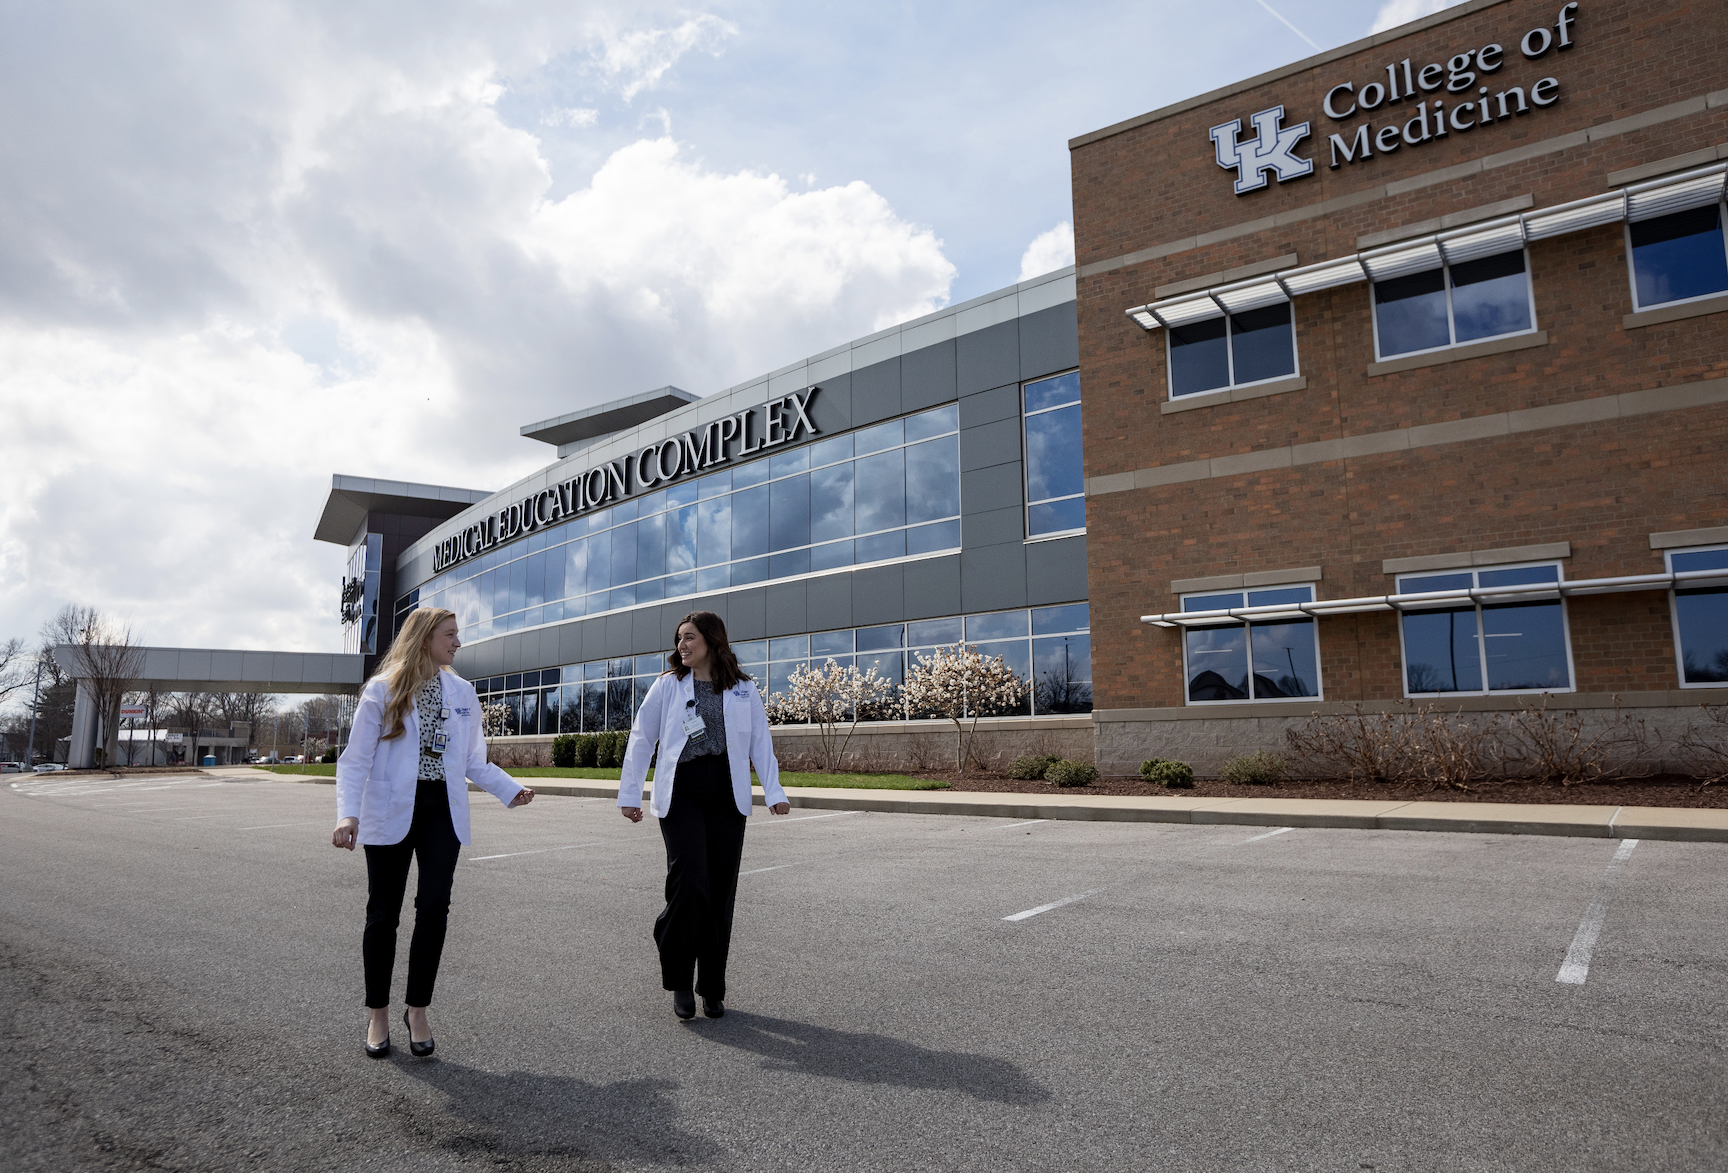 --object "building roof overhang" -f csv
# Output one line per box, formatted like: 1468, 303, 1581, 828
314, 475, 492, 546
519, 387, 701, 451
